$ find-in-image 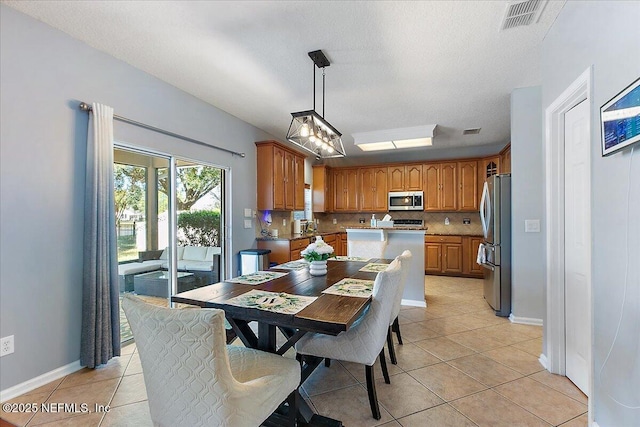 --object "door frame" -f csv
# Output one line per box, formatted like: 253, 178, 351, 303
544, 66, 593, 417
